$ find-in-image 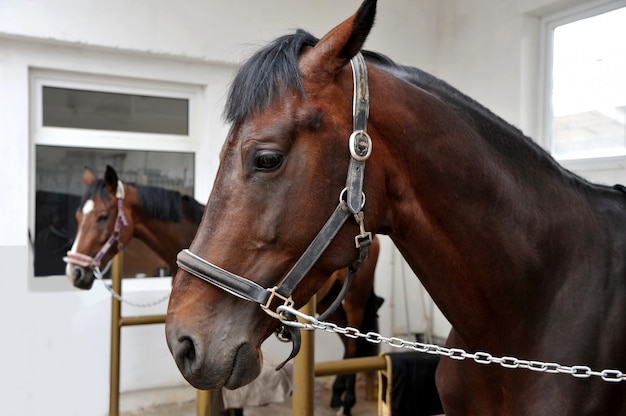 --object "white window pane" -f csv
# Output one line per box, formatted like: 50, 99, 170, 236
551, 6, 626, 159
